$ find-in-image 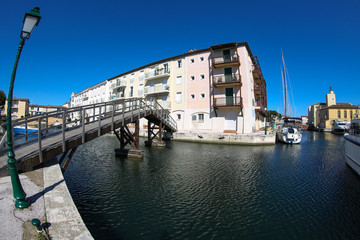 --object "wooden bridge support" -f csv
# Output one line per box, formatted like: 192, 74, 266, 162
114, 120, 143, 158
144, 120, 166, 147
